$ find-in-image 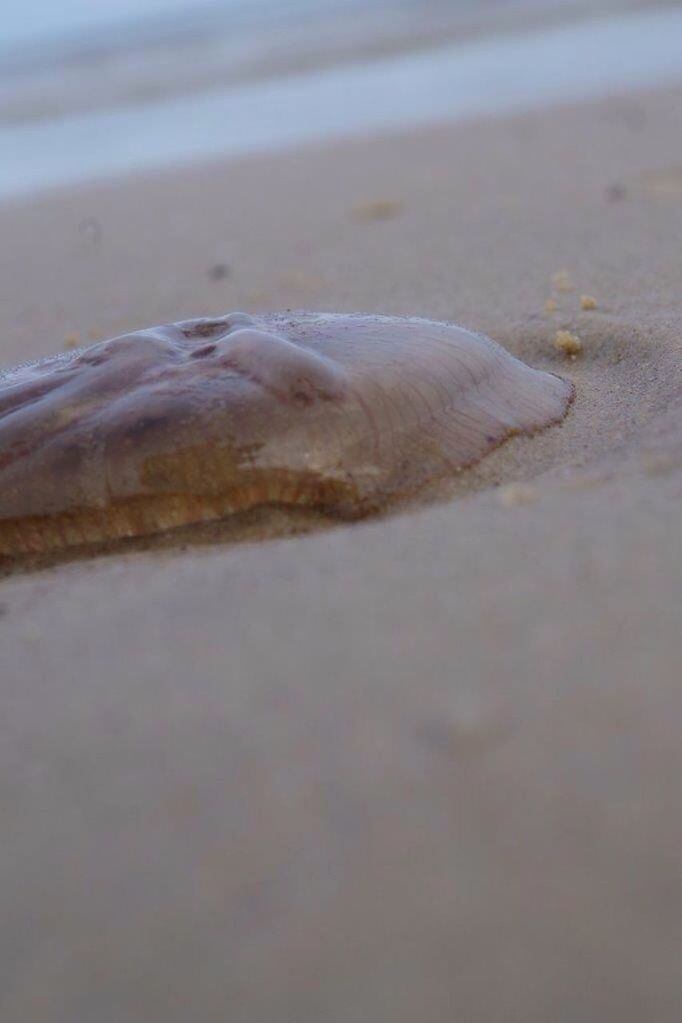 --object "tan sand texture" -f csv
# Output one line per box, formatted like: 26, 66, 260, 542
1, 84, 682, 1020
